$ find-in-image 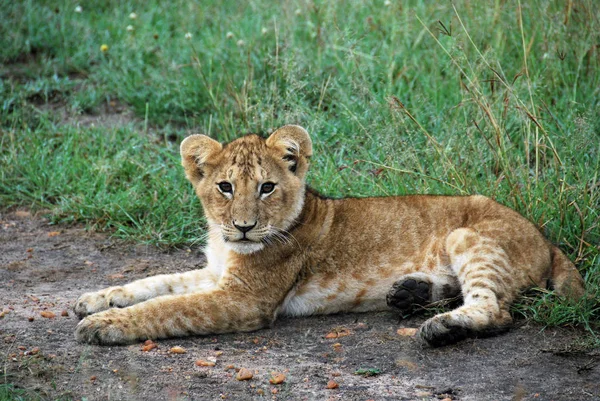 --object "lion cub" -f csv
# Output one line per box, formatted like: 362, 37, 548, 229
75, 125, 585, 346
